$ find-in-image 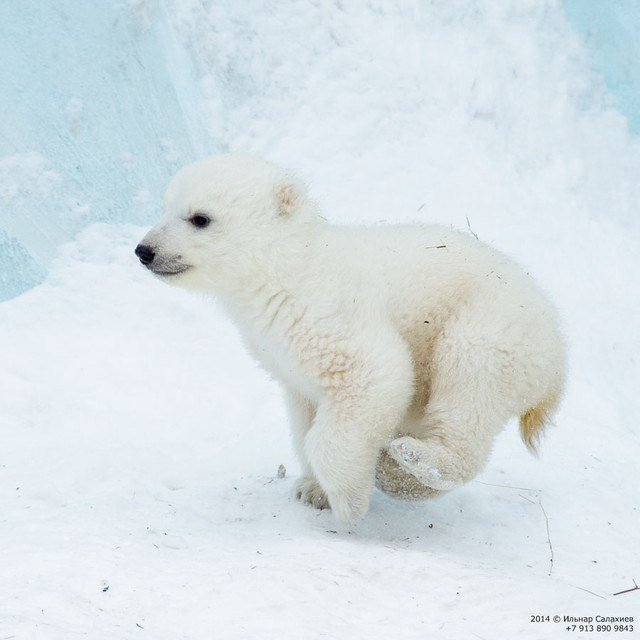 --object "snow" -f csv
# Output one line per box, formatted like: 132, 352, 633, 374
1, 1, 639, 638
